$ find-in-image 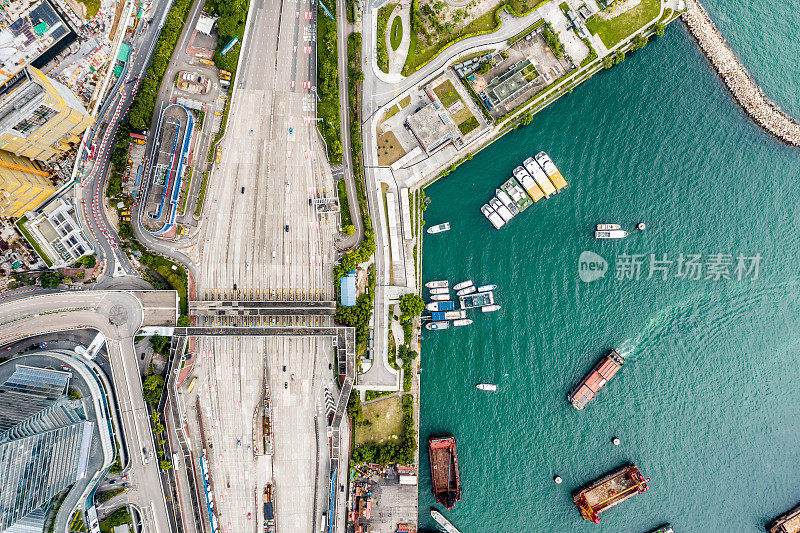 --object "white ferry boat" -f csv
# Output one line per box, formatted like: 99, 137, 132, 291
430, 294, 450, 301
426, 301, 454, 311
489, 197, 514, 222
456, 286, 476, 296
427, 222, 451, 234
453, 319, 473, 327
513, 166, 544, 202
453, 280, 473, 291
429, 287, 449, 295
495, 189, 520, 216
481, 304, 501, 313
595, 229, 629, 239
523, 157, 556, 196
476, 383, 497, 391
481, 204, 505, 229
596, 224, 621, 231
477, 284, 497, 292
426, 280, 449, 289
